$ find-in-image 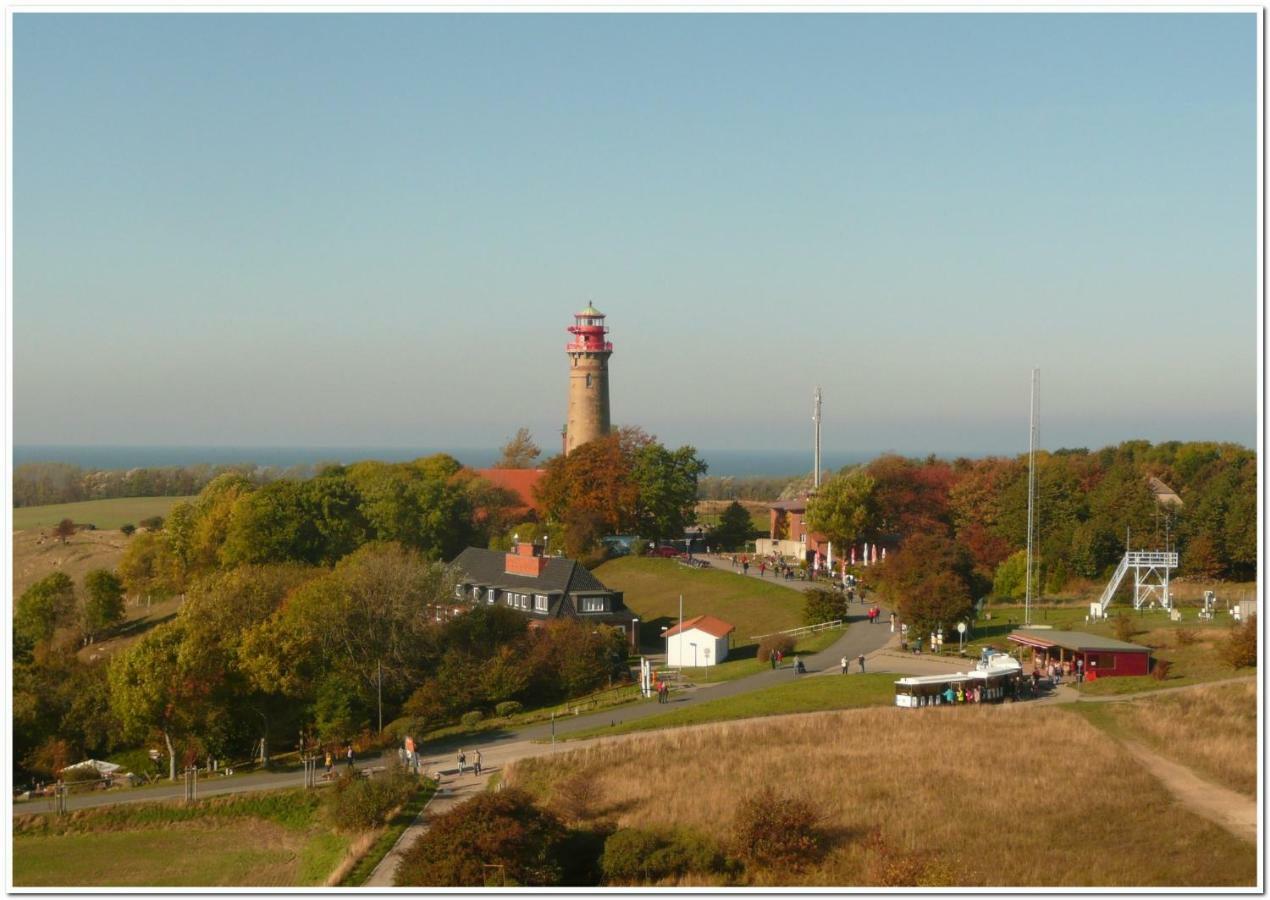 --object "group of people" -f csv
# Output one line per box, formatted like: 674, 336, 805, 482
653, 678, 671, 702
456, 748, 482, 776
840, 653, 867, 674
1034, 657, 1089, 686
322, 743, 357, 777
